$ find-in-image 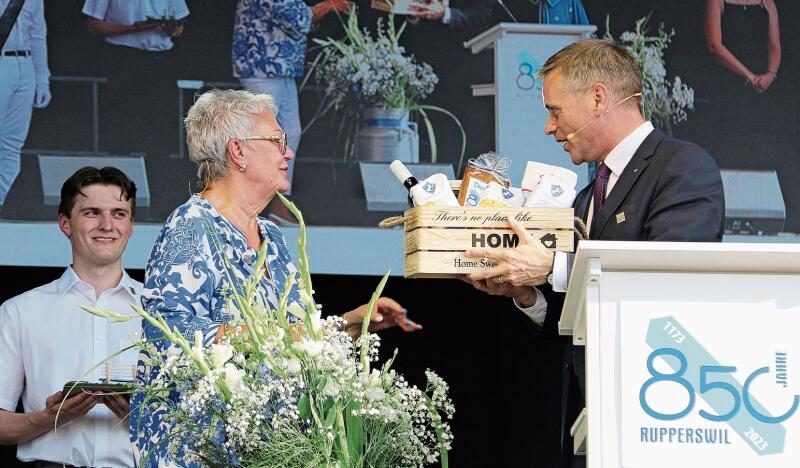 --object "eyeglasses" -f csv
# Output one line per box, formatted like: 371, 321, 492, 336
242, 131, 287, 155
